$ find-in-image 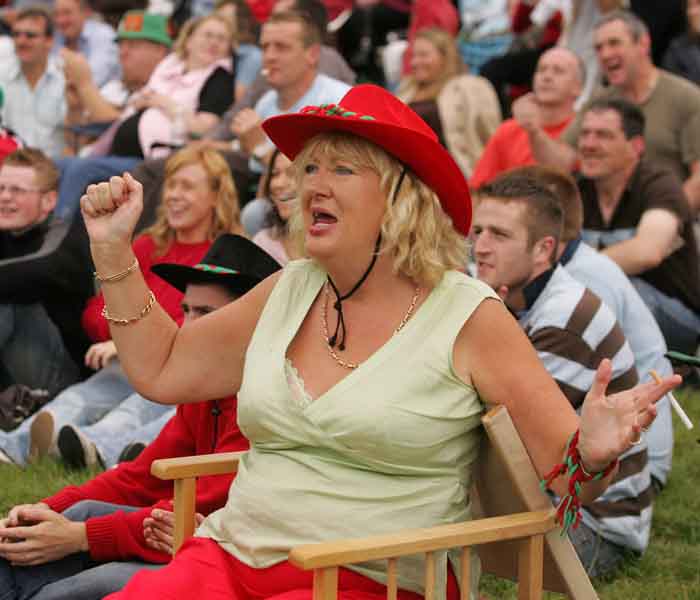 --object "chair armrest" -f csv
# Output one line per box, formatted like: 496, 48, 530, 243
289, 509, 555, 569
151, 451, 244, 480
150, 451, 244, 553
